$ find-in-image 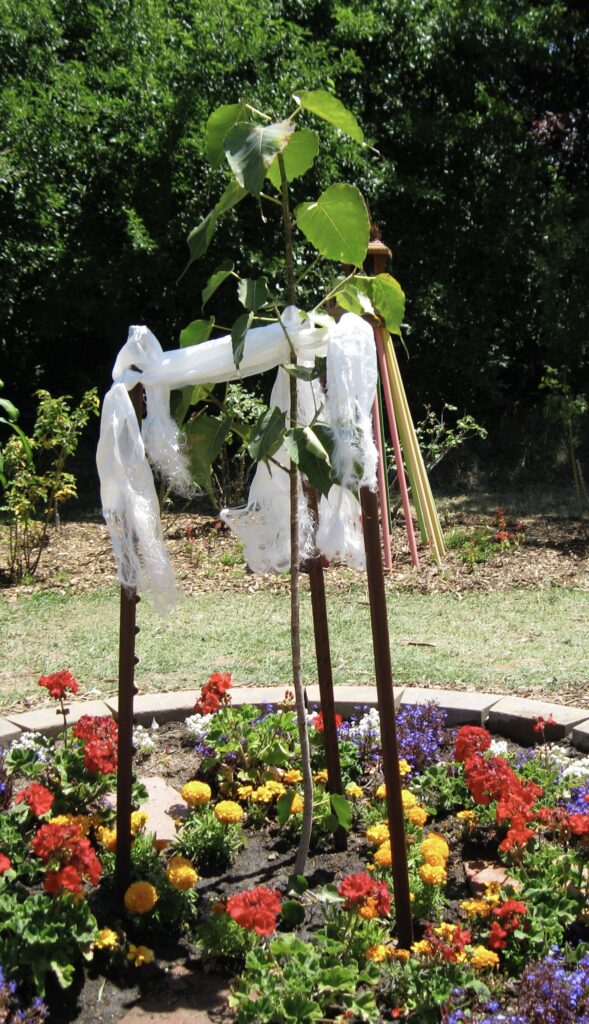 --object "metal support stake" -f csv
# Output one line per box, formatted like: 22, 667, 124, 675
360, 485, 414, 947
115, 383, 143, 899
304, 485, 346, 851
